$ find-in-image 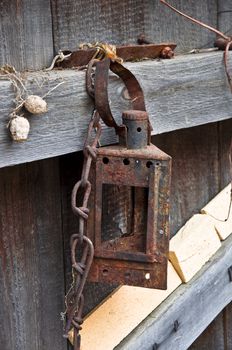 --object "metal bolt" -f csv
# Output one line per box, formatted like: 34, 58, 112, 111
228, 266, 232, 282
160, 46, 174, 59
173, 320, 179, 332
137, 34, 152, 45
